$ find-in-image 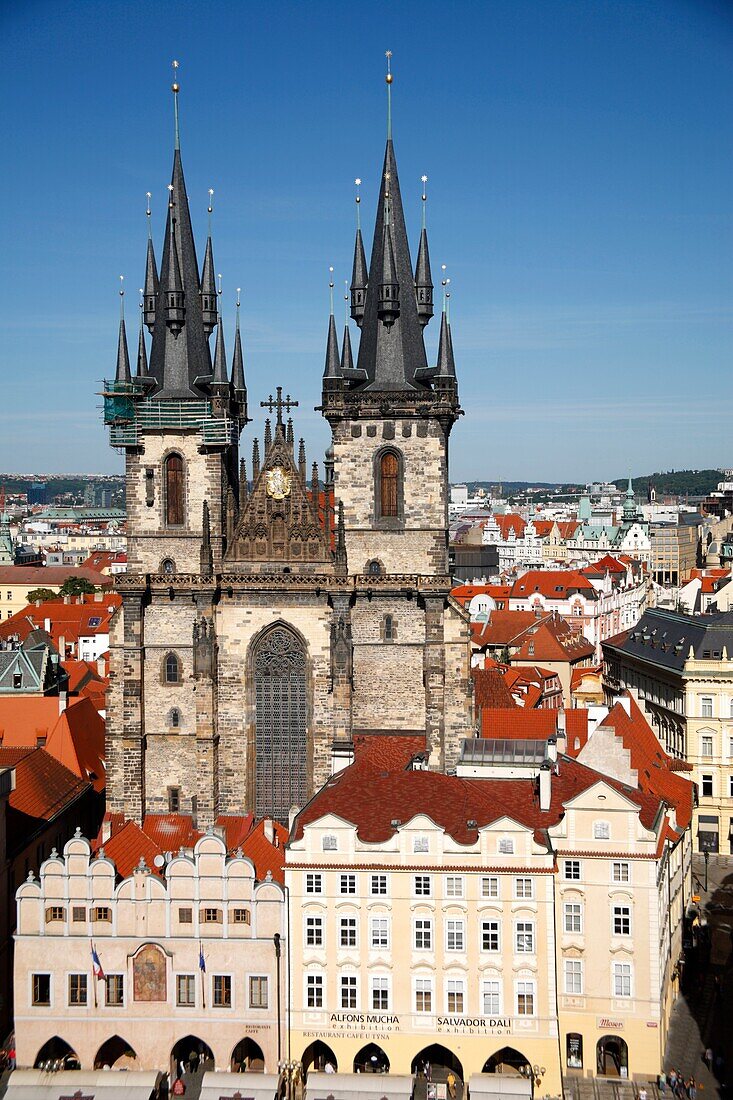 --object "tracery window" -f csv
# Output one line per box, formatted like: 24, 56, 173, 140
164, 453, 184, 527
254, 626, 307, 822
